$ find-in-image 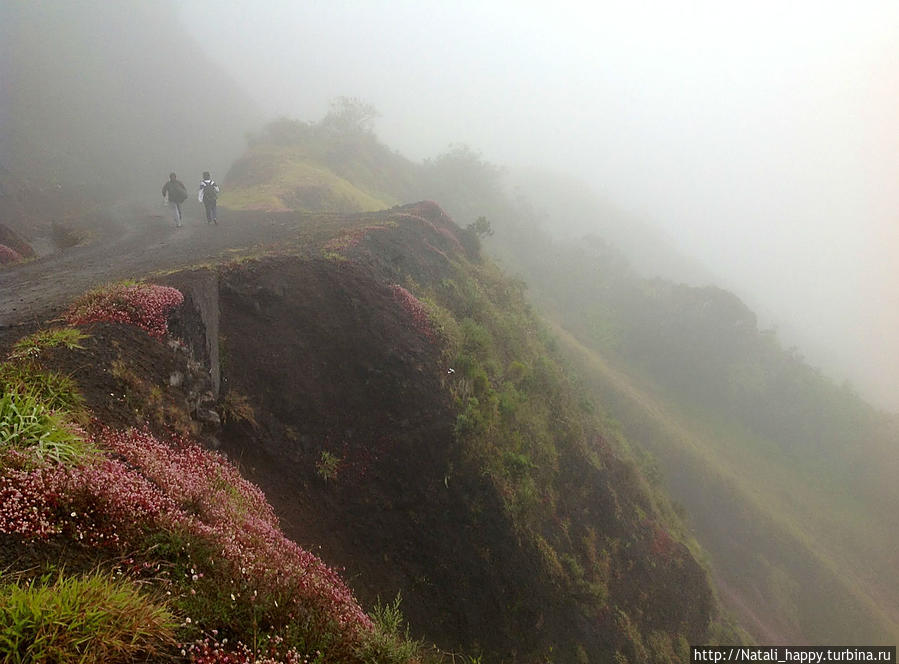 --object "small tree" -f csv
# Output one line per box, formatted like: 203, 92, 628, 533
318, 97, 380, 137
466, 216, 494, 239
